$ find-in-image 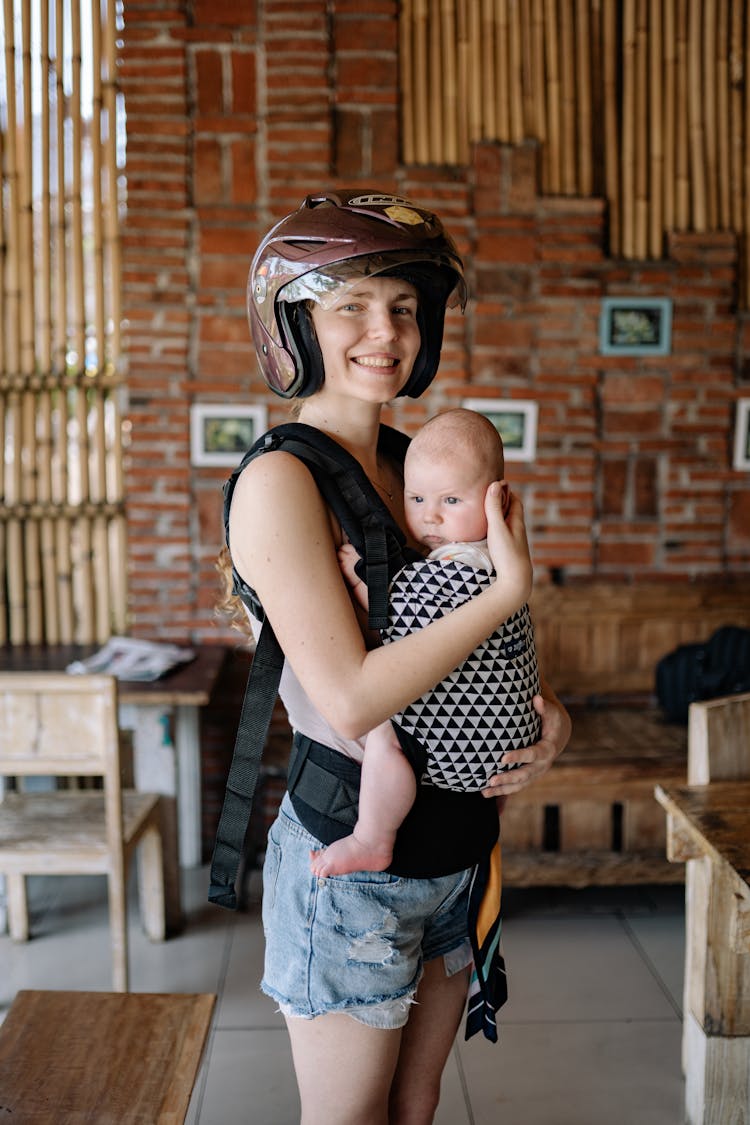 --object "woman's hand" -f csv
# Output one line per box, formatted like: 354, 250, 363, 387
485, 483, 533, 609
481, 688, 571, 798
